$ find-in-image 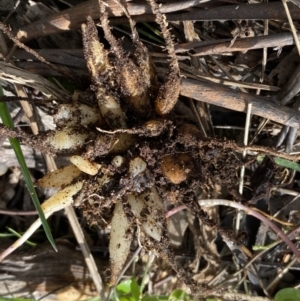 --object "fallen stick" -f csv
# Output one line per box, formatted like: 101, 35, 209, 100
187, 32, 300, 56
180, 78, 300, 129
16, 1, 300, 42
